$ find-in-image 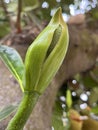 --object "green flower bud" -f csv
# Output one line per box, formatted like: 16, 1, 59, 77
24, 7, 69, 93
